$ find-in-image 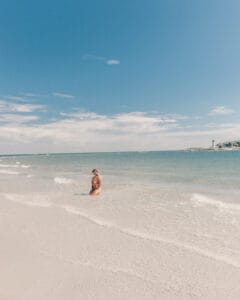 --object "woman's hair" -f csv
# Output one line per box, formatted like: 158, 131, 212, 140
92, 169, 99, 174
